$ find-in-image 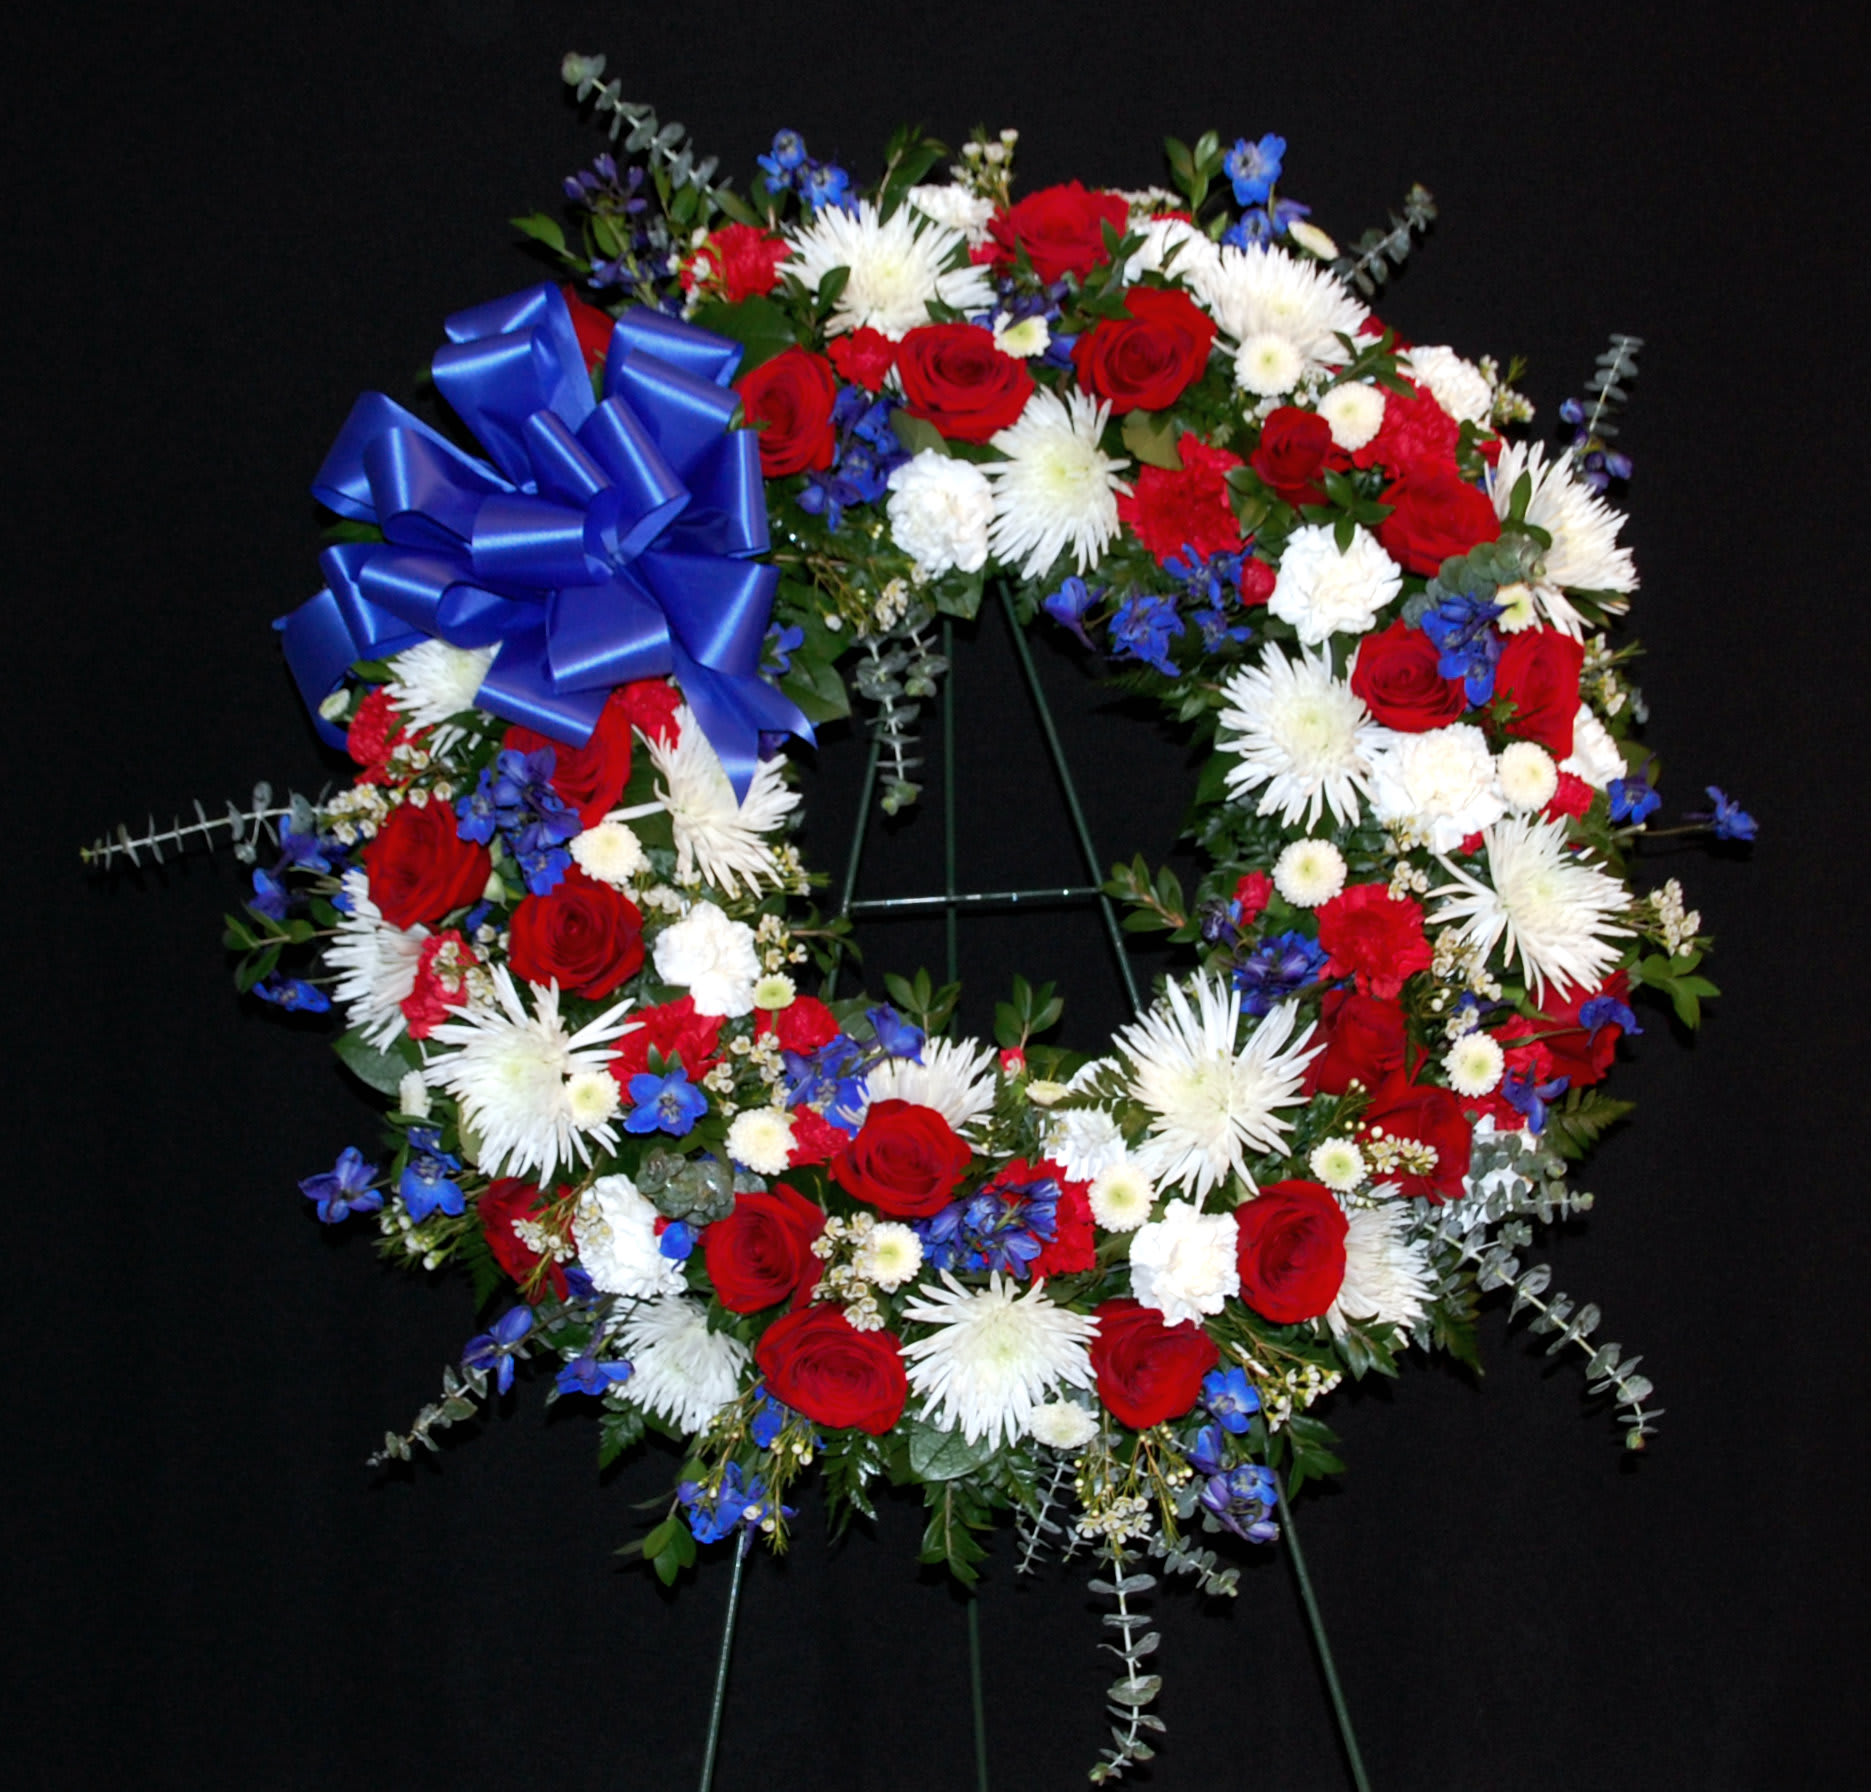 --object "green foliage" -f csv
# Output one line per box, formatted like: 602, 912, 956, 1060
689, 295, 795, 373
993, 974, 1064, 1050
919, 1479, 994, 1584
906, 1418, 998, 1482
882, 967, 962, 1039
332, 1027, 419, 1096
1544, 1087, 1638, 1161
597, 1402, 646, 1470
1628, 946, 1719, 1027
640, 1513, 699, 1585
1331, 182, 1438, 297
